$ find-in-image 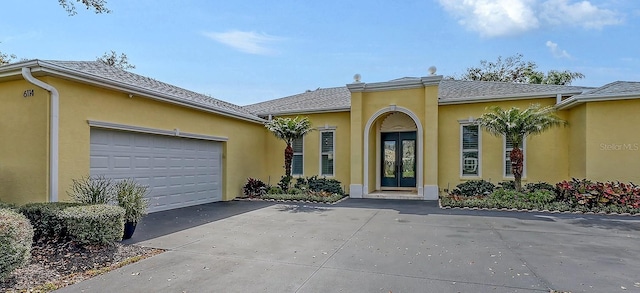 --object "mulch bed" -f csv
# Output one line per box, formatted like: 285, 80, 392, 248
1, 239, 163, 292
